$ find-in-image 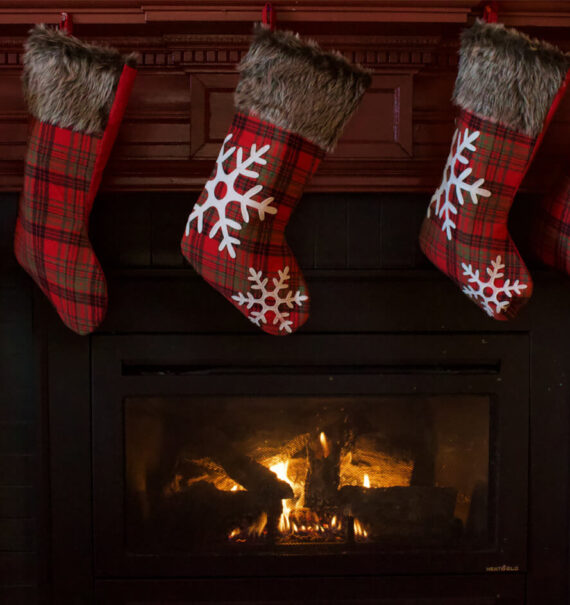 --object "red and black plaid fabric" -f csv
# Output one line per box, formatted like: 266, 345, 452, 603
181, 112, 325, 335
14, 65, 136, 335
532, 172, 570, 275
419, 109, 536, 320
14, 120, 107, 335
